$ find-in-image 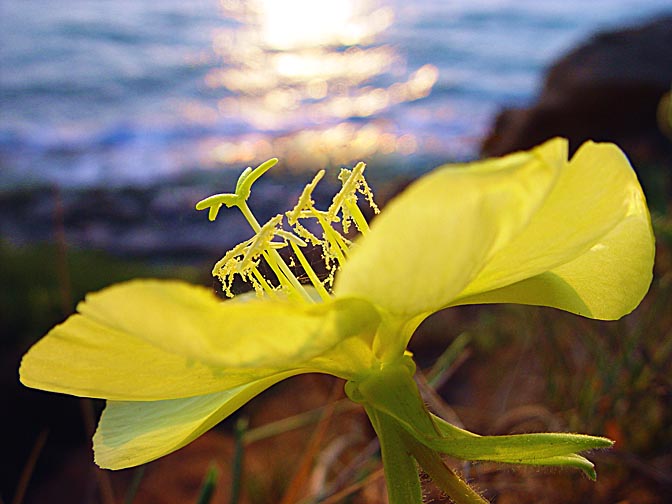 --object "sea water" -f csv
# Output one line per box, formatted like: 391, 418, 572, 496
1, 0, 670, 189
